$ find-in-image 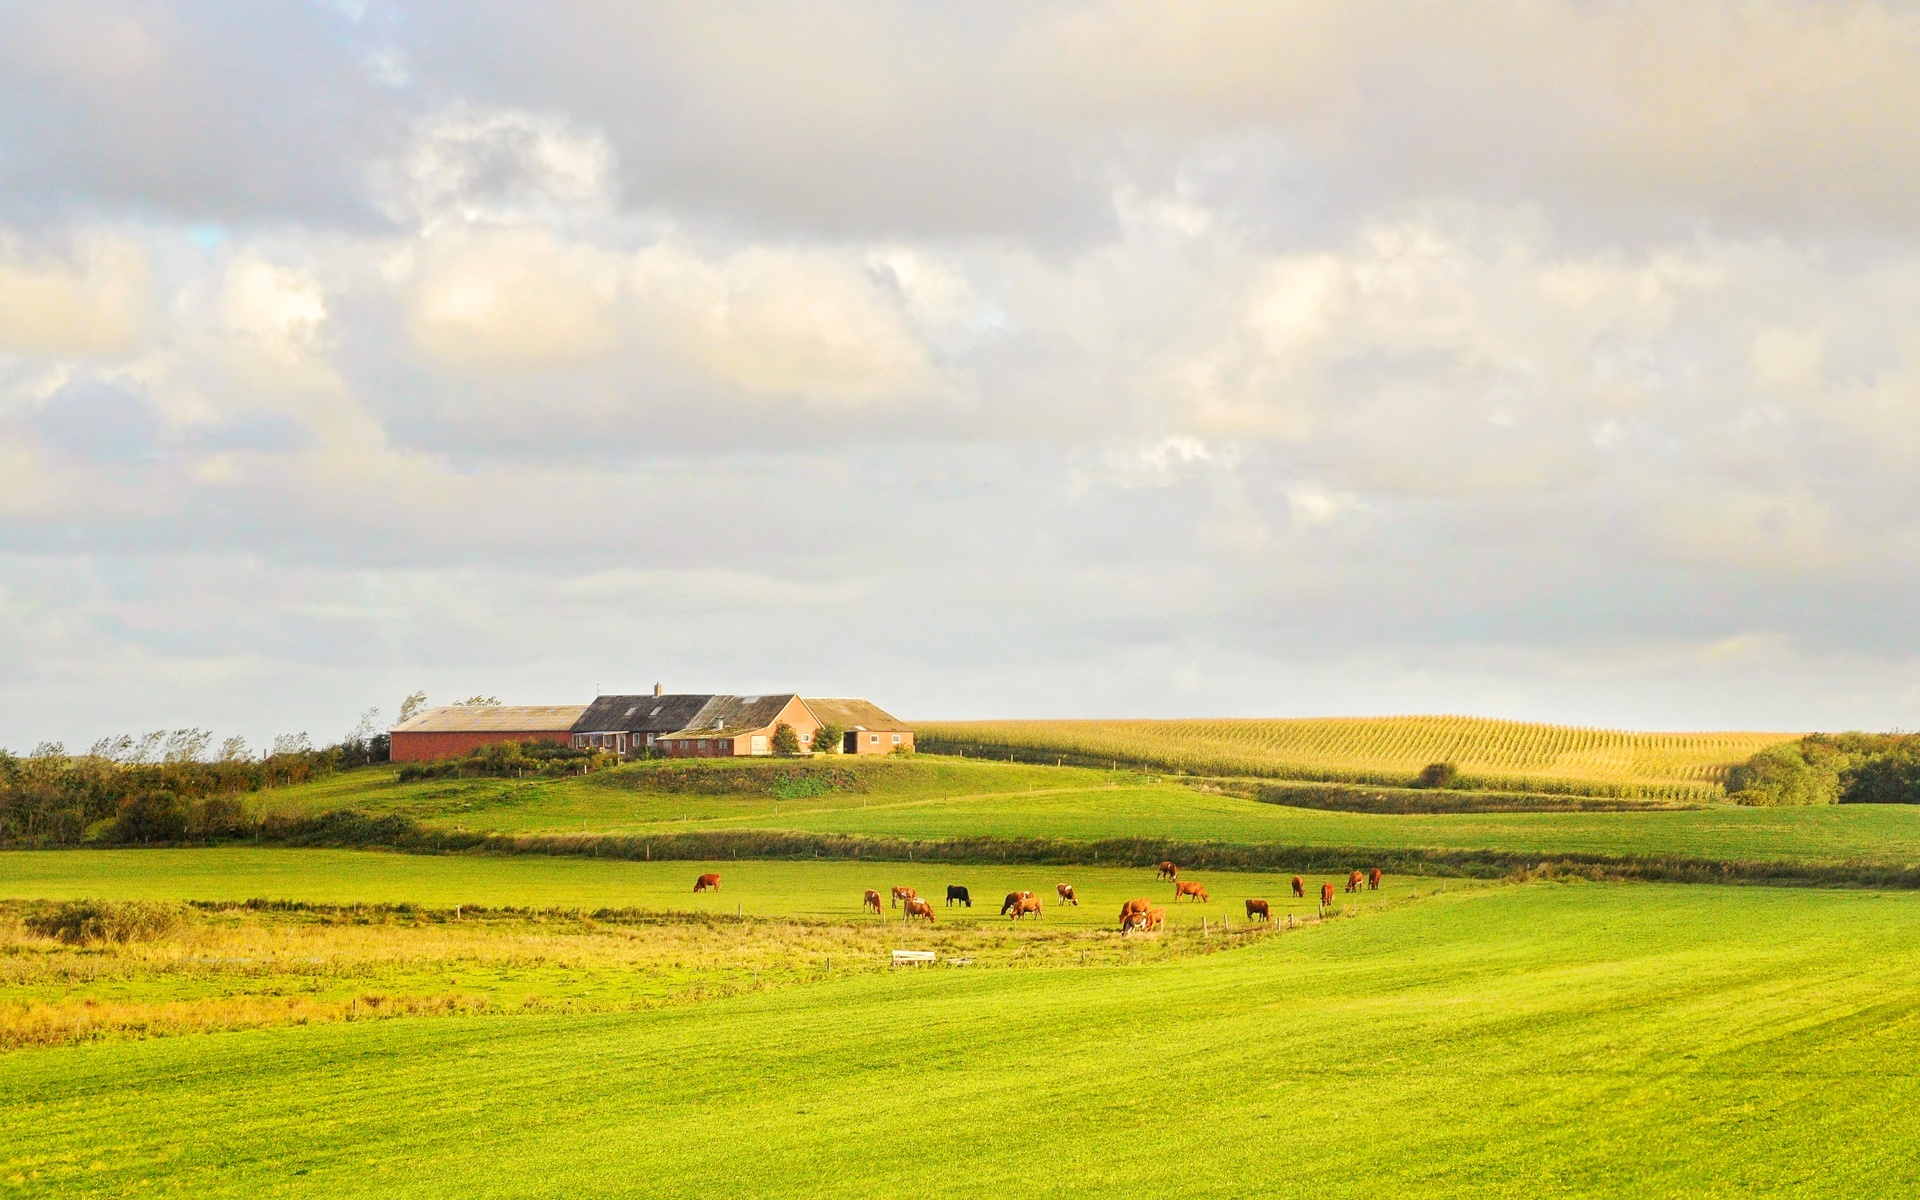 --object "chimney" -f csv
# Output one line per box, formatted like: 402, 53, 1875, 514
653, 682, 662, 697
